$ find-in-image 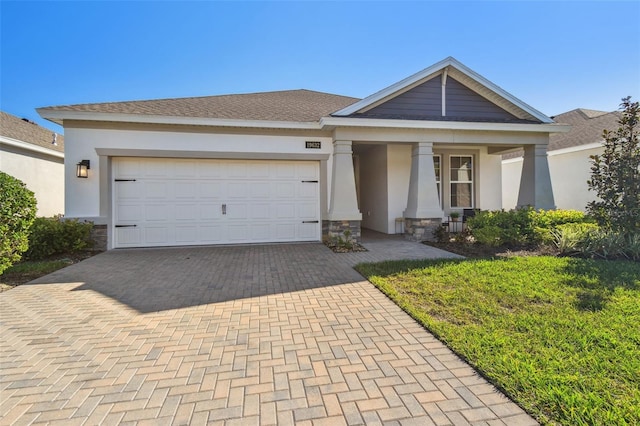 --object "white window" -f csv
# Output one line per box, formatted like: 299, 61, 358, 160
450, 155, 473, 208
433, 155, 442, 207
